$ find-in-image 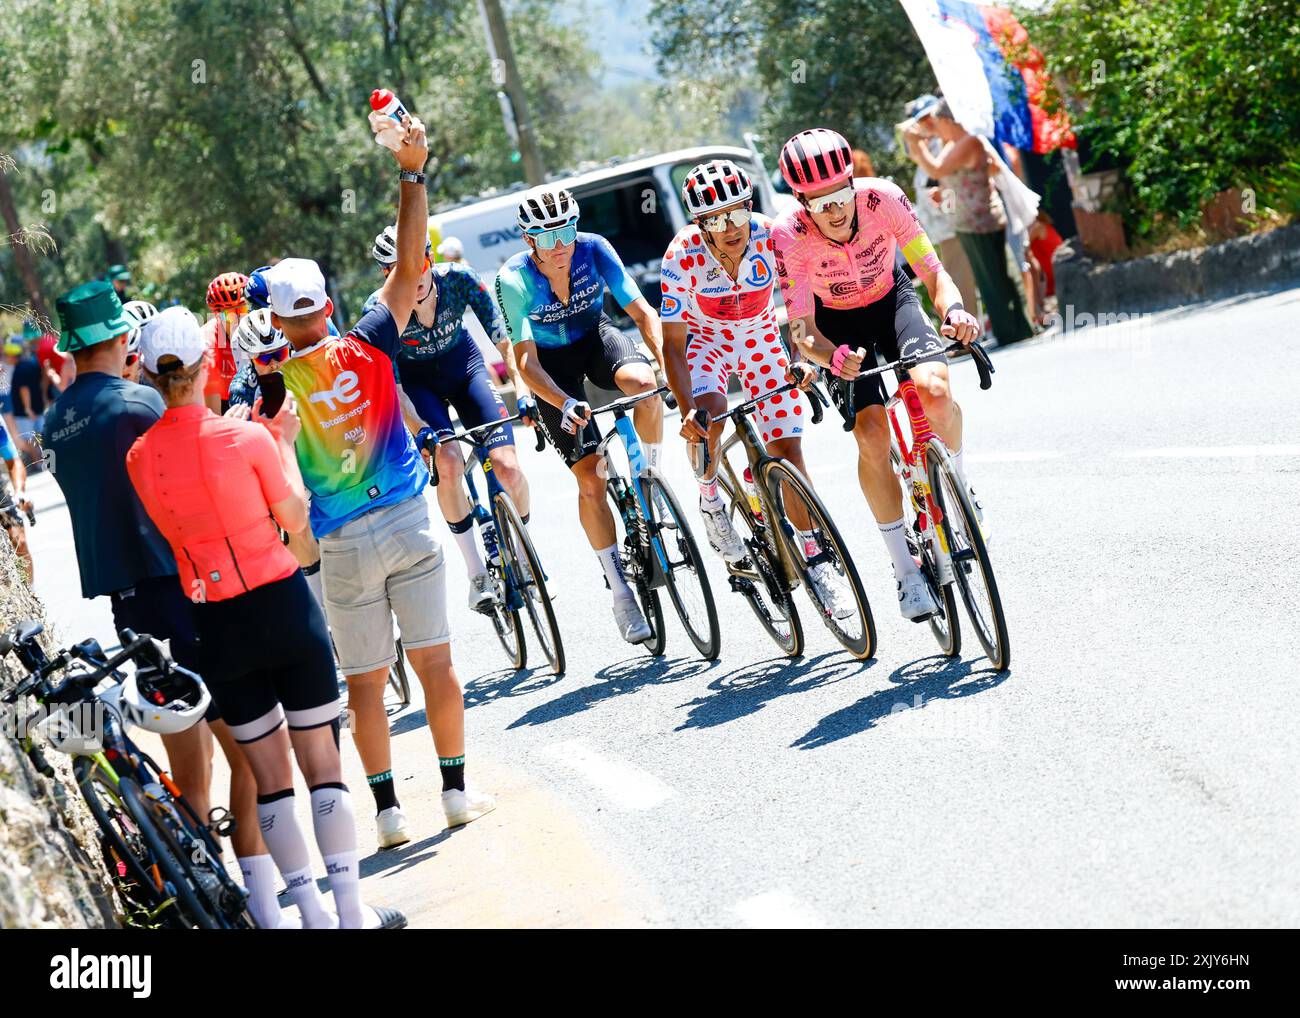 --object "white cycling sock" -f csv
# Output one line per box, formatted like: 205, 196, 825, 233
324, 849, 364, 930
310, 785, 362, 927
237, 853, 282, 931
878, 518, 918, 578
448, 514, 486, 578
645, 442, 662, 474
596, 544, 635, 600
698, 477, 721, 507
257, 790, 332, 928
